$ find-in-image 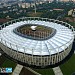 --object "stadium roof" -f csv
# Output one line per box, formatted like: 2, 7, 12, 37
0, 20, 74, 55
